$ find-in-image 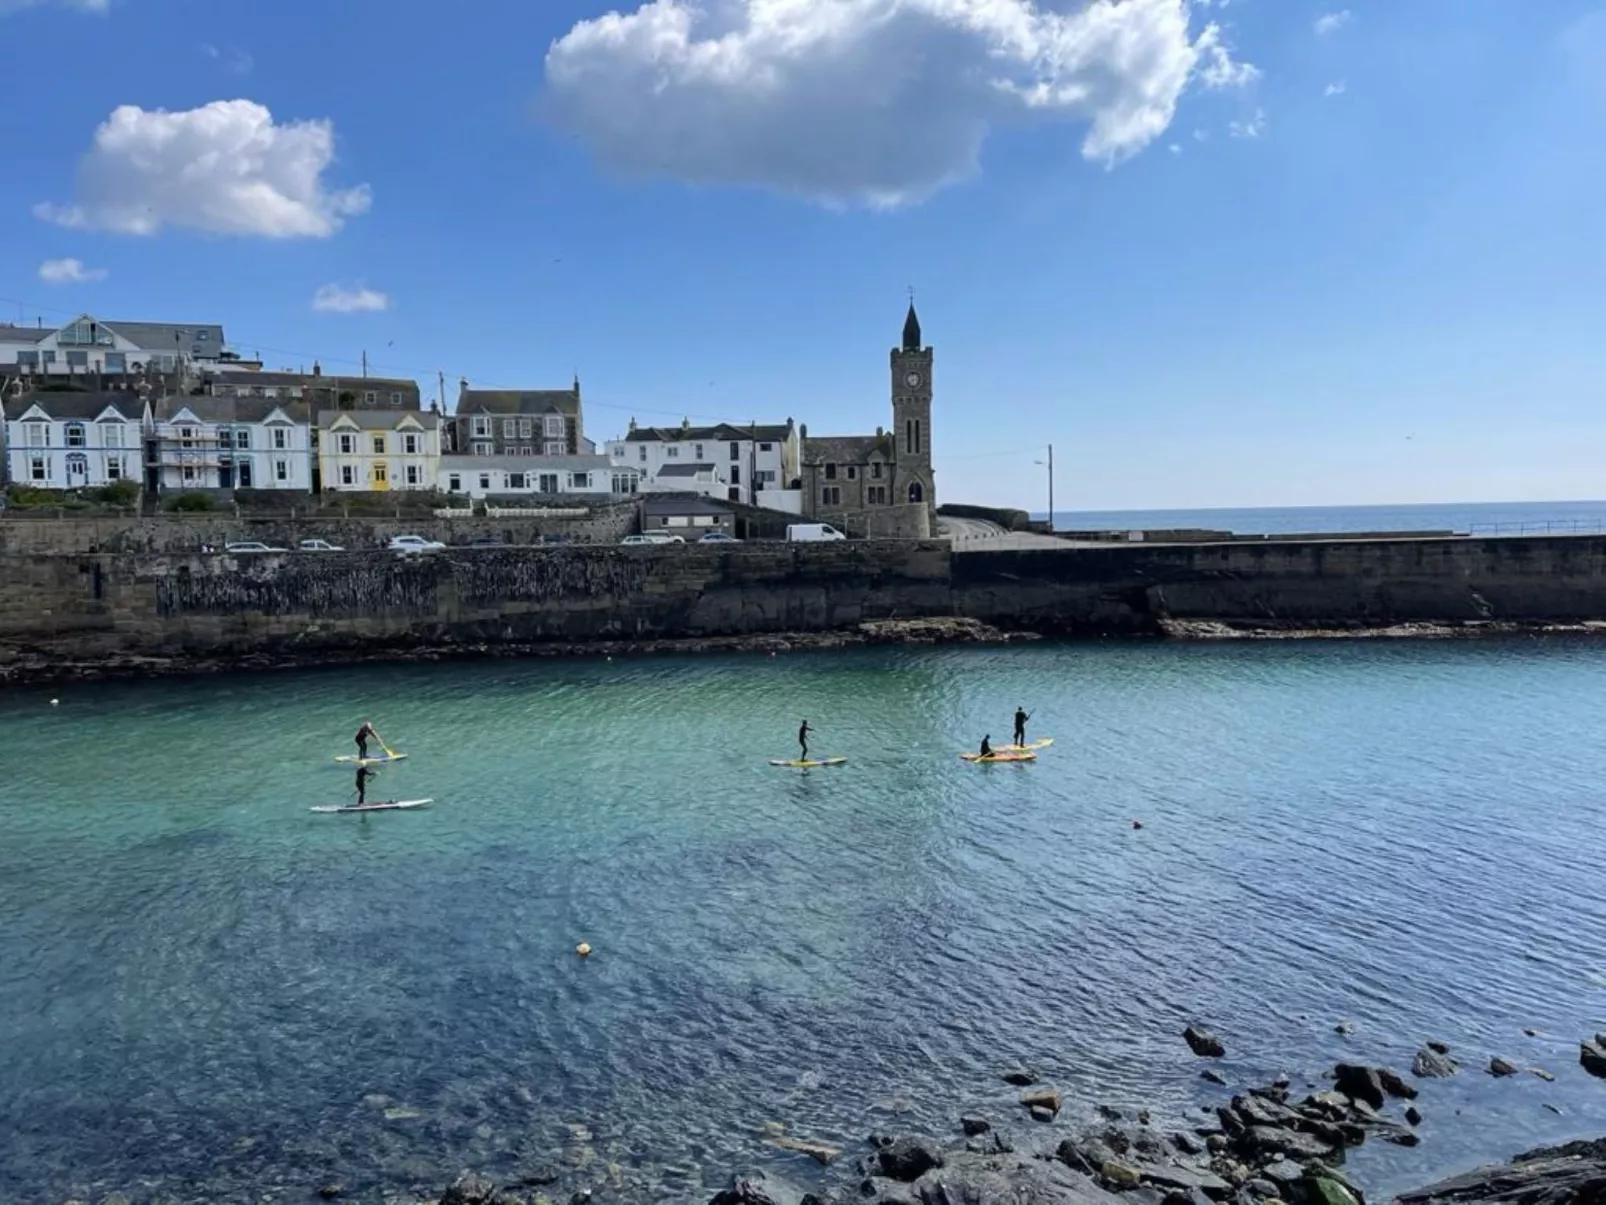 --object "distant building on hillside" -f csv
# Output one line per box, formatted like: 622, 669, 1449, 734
0, 314, 226, 378
201, 362, 422, 411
